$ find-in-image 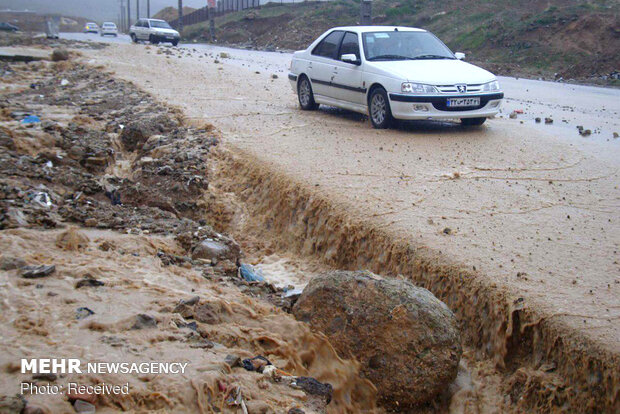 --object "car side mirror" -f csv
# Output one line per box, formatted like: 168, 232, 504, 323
341, 54, 361, 65
455, 52, 466, 60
